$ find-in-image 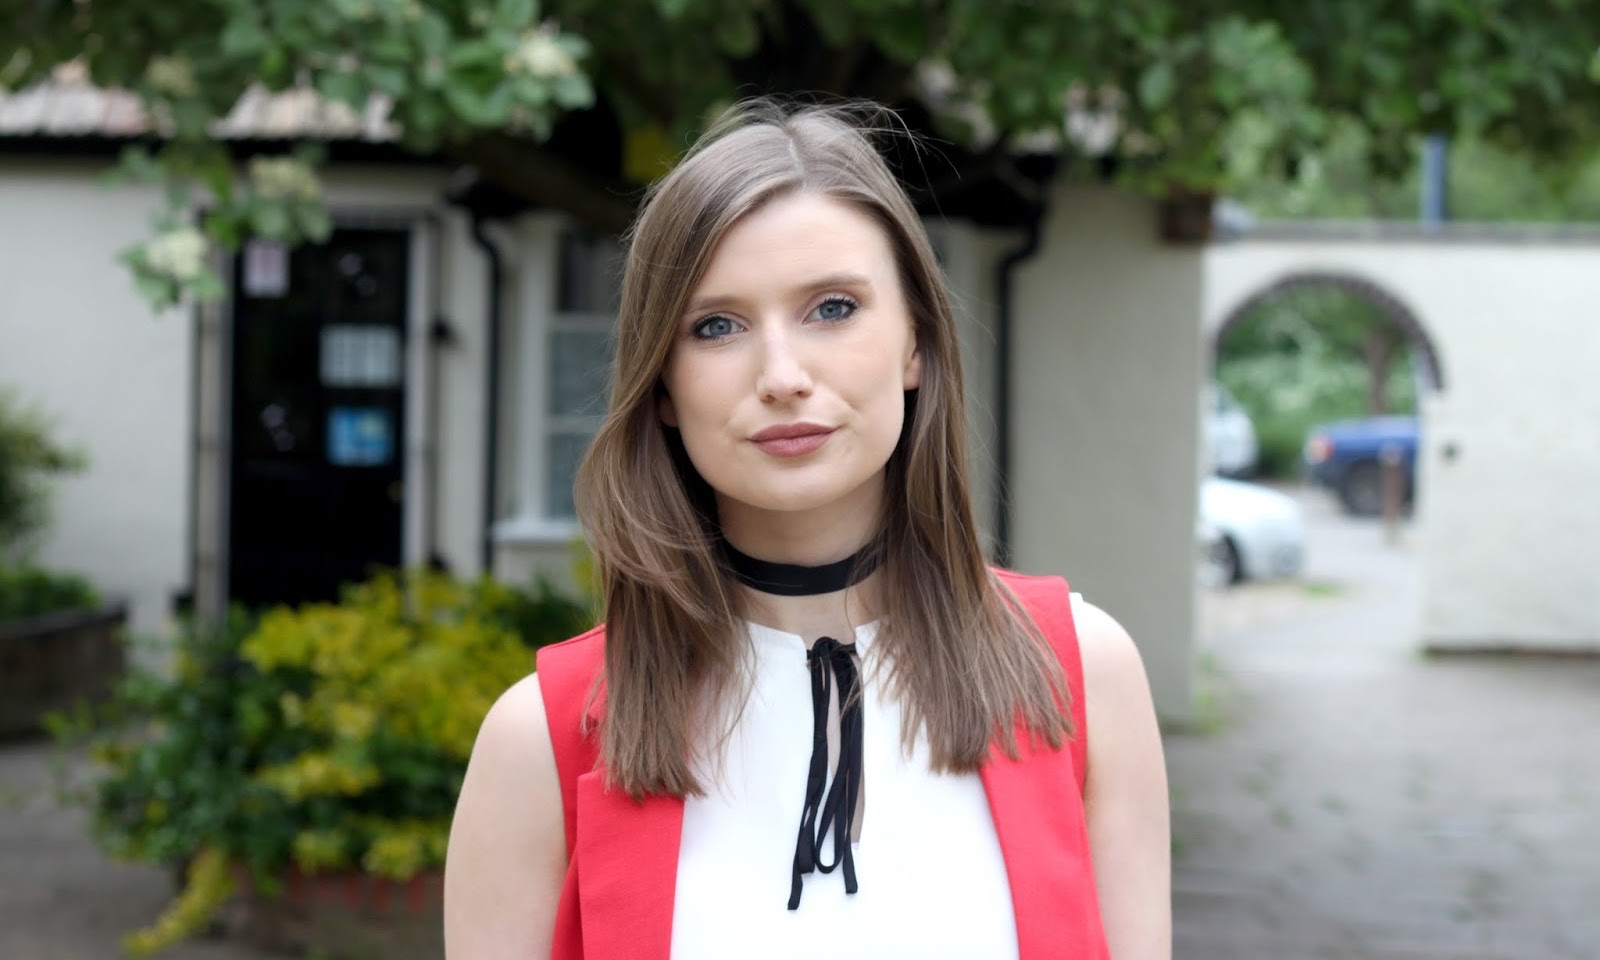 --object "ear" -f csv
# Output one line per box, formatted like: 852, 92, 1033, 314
903, 342, 924, 391
657, 389, 679, 427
